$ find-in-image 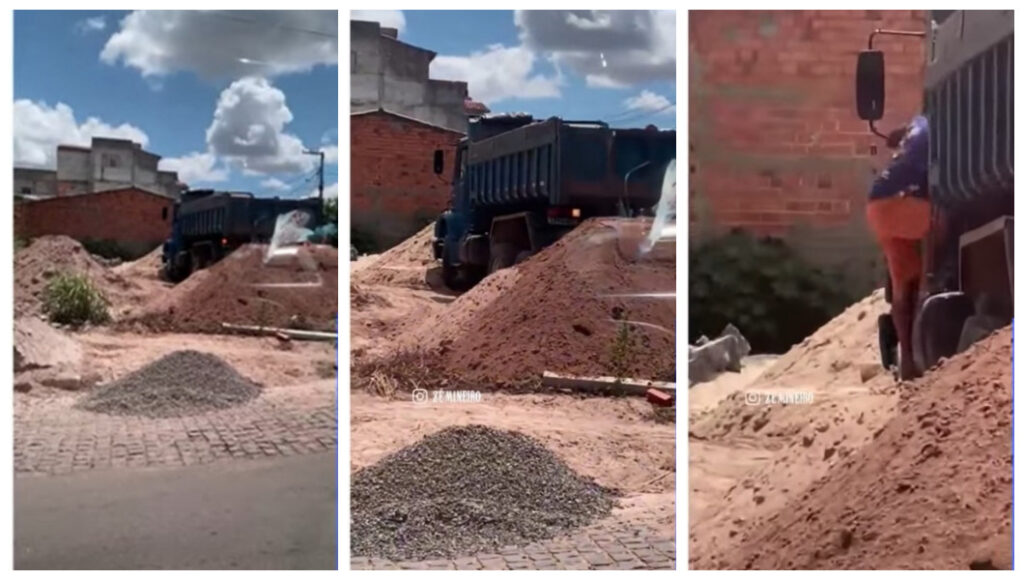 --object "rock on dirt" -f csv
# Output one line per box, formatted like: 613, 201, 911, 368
131, 244, 338, 334
376, 218, 675, 387
76, 350, 262, 418
720, 327, 1012, 570
351, 425, 616, 561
